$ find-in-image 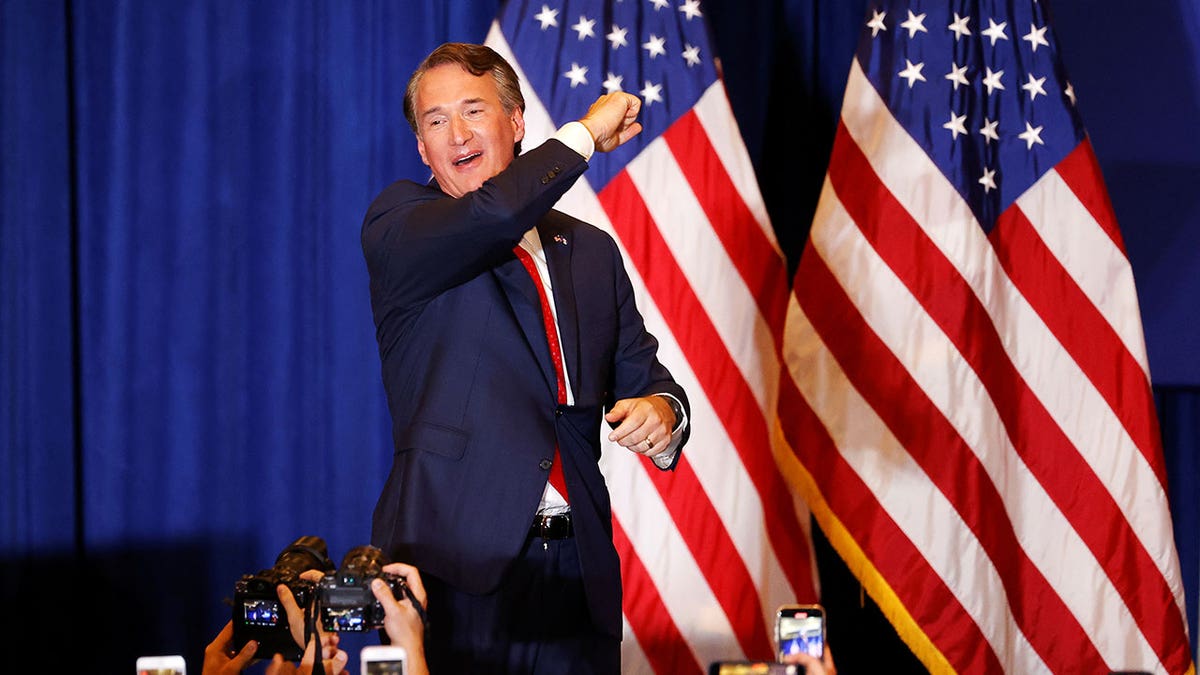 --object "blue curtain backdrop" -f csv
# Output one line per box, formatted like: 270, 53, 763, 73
3, 0, 1197, 672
